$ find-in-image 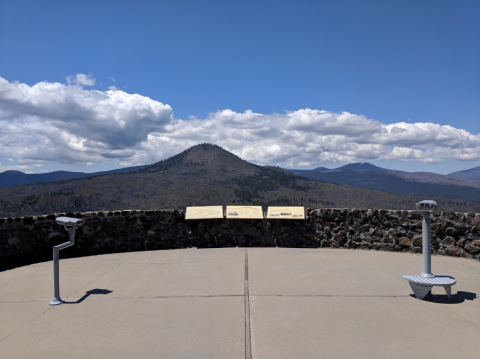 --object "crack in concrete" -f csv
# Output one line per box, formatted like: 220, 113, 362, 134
0, 294, 413, 303
65, 252, 139, 300
244, 248, 252, 359
252, 294, 411, 297
0, 305, 53, 343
